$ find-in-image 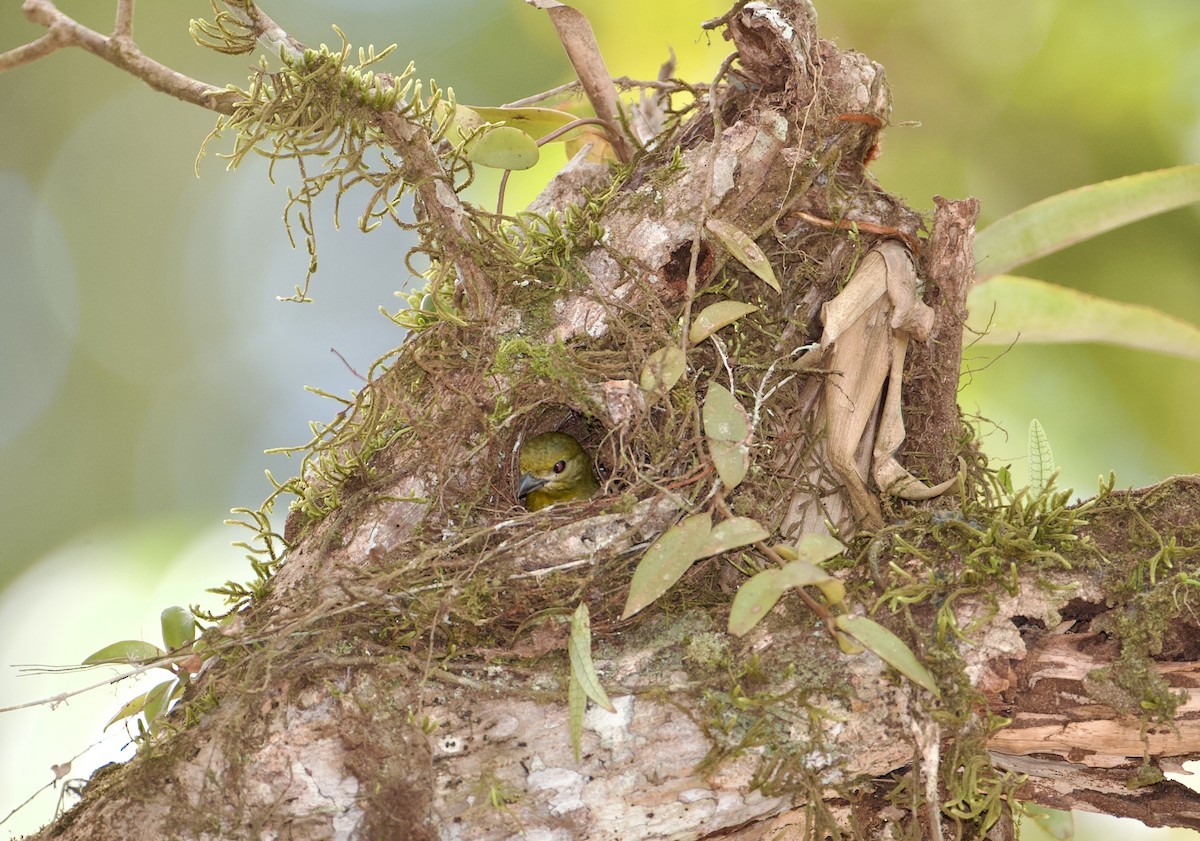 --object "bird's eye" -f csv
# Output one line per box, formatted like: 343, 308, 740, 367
553, 460, 567, 474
